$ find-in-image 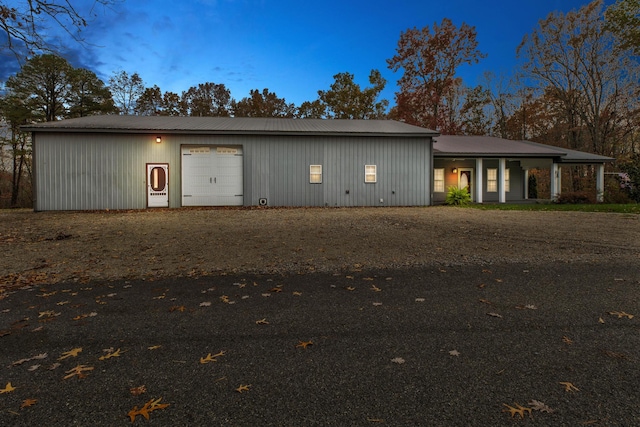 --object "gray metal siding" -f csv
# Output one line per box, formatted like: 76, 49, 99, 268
34, 132, 432, 210
432, 159, 525, 204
